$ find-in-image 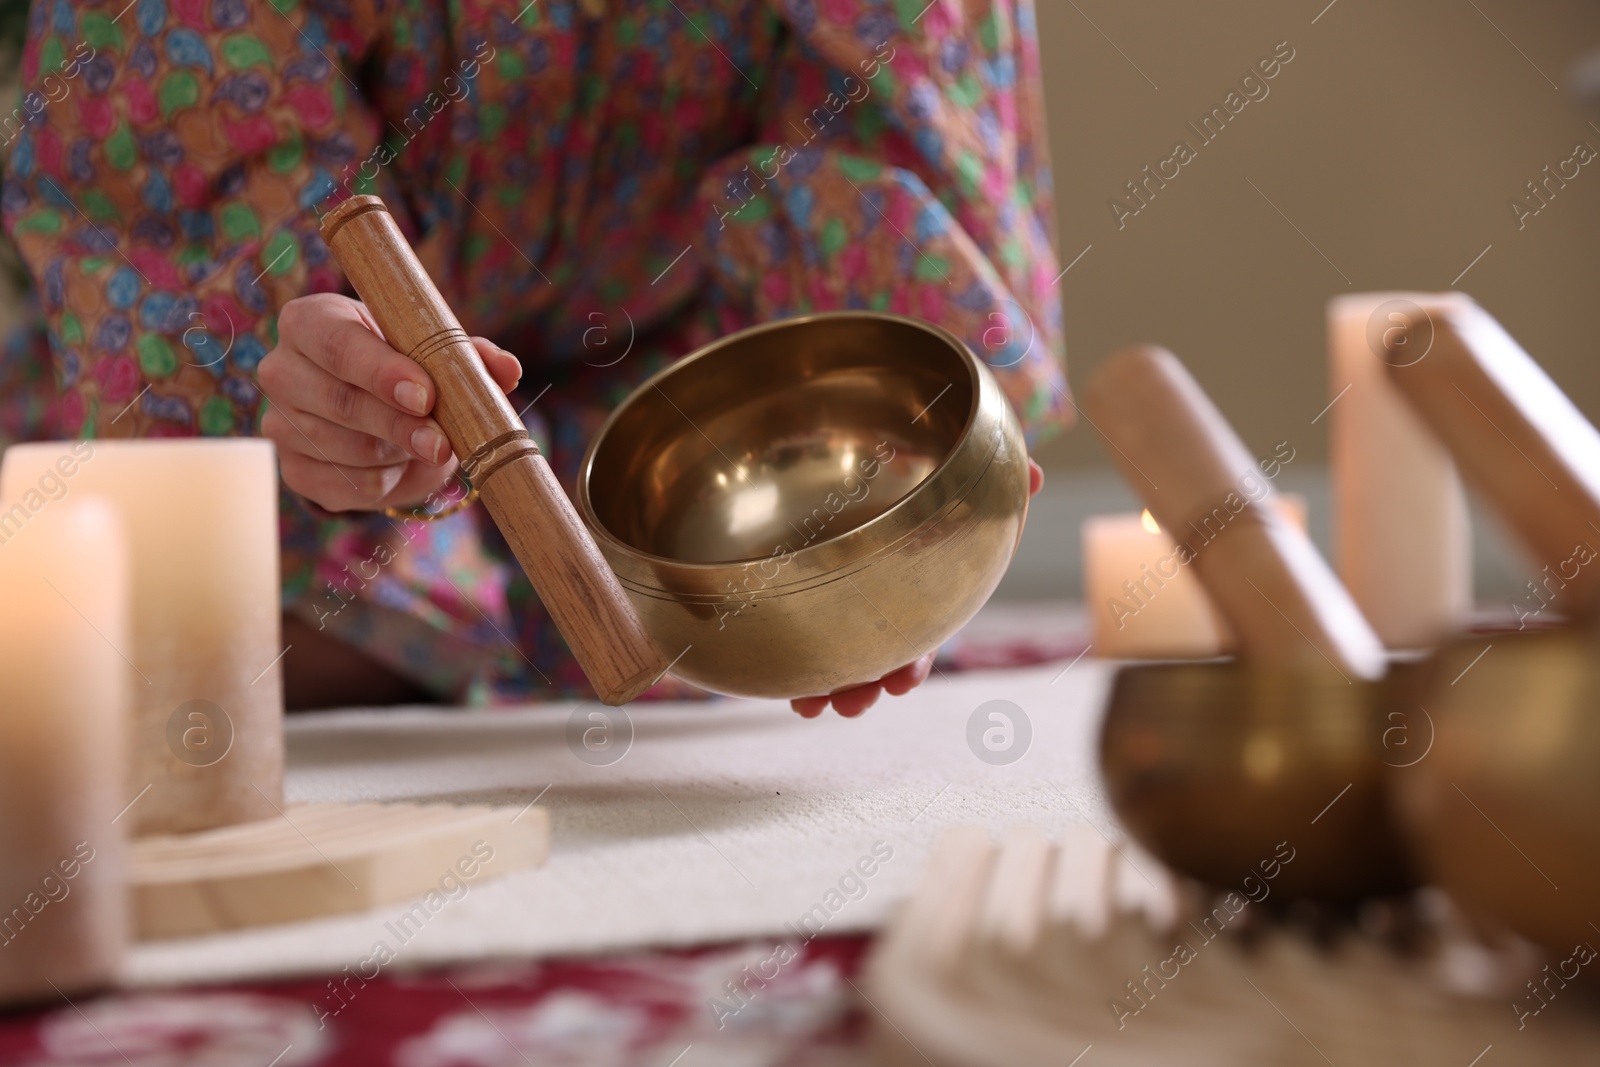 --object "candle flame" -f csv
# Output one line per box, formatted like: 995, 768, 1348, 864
1140, 509, 1161, 535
